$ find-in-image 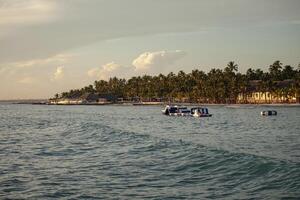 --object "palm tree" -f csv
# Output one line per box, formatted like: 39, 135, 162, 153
53, 61, 298, 105
255, 69, 264, 80
225, 61, 238, 73
269, 60, 283, 81
224, 61, 239, 103
282, 65, 295, 80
